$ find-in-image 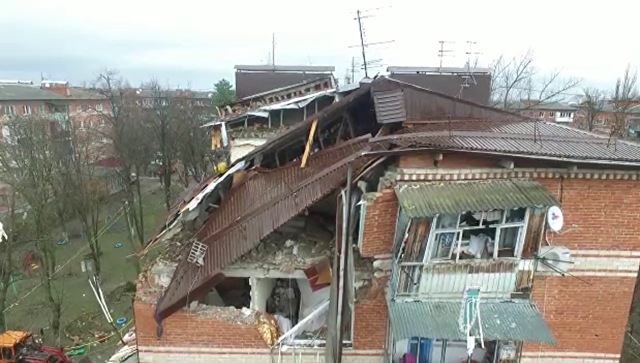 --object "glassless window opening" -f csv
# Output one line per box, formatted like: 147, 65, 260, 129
426, 207, 529, 263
